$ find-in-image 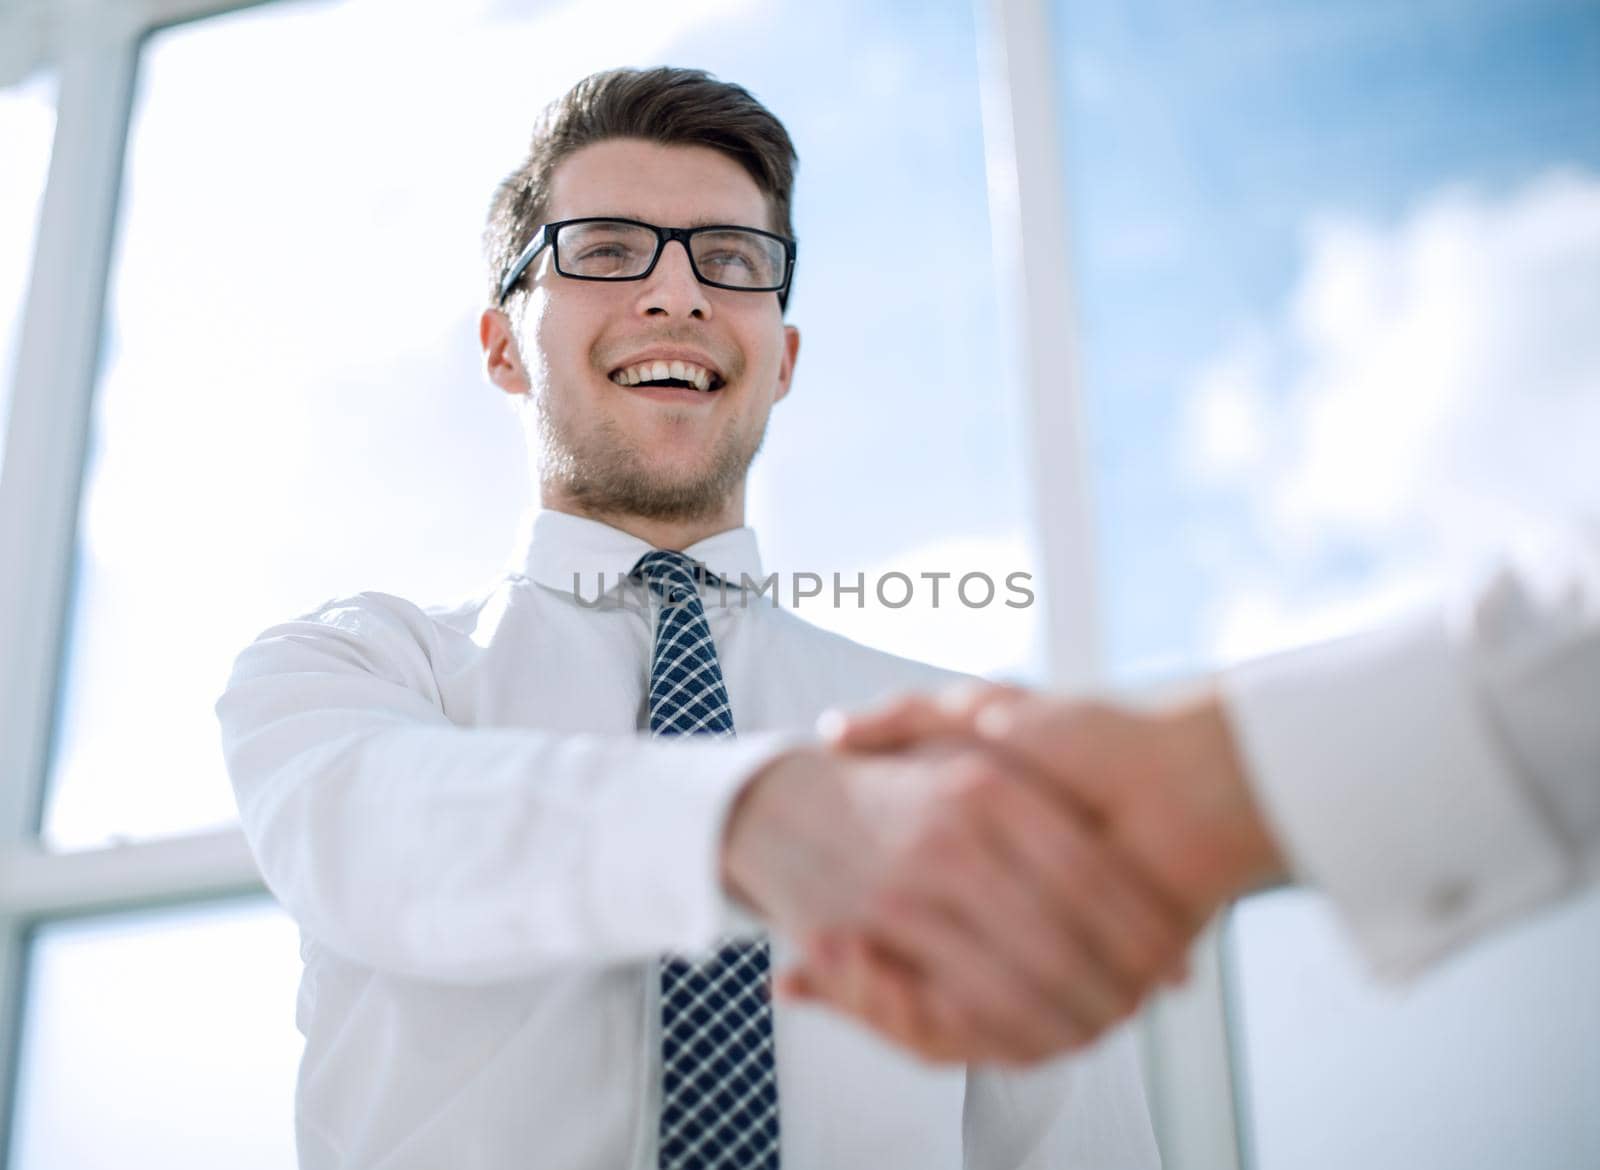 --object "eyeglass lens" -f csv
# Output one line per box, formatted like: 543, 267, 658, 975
556, 221, 786, 289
